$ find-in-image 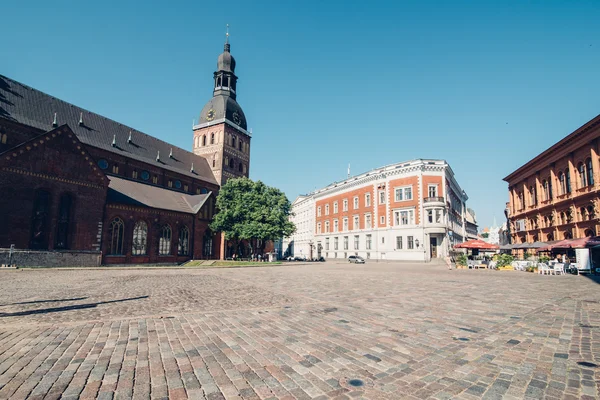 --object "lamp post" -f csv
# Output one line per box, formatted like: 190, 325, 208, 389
308, 240, 314, 260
